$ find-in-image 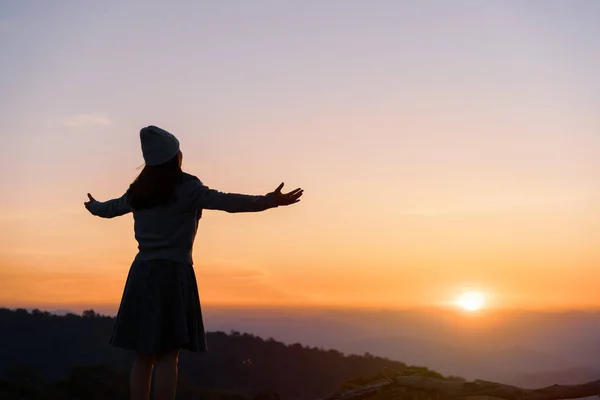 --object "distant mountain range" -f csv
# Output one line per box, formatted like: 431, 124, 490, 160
201, 306, 600, 383
336, 336, 572, 382
7, 305, 600, 389
510, 367, 600, 388
0, 307, 414, 399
